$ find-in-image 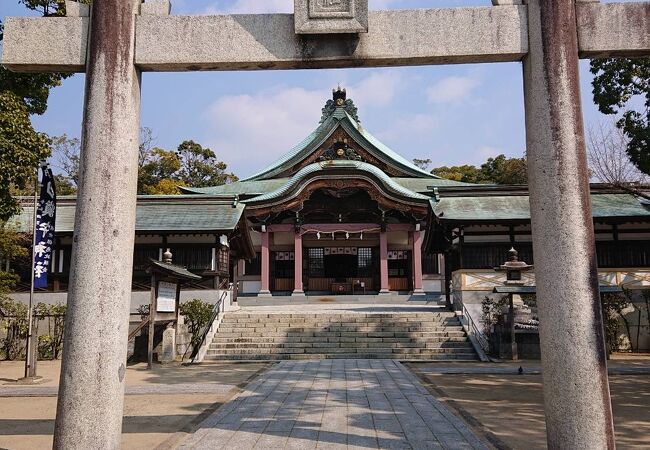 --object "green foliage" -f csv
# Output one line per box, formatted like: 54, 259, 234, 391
590, 58, 650, 176
432, 164, 486, 184
38, 334, 55, 359
0, 92, 51, 221
34, 302, 66, 359
179, 298, 213, 352
480, 295, 509, 338
412, 158, 432, 171
177, 140, 238, 188
601, 291, 633, 353
431, 154, 527, 185
0, 297, 28, 360
0, 0, 91, 219
138, 140, 238, 194
138, 148, 183, 194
